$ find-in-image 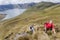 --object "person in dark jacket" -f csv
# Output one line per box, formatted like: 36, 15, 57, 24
30, 24, 35, 33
